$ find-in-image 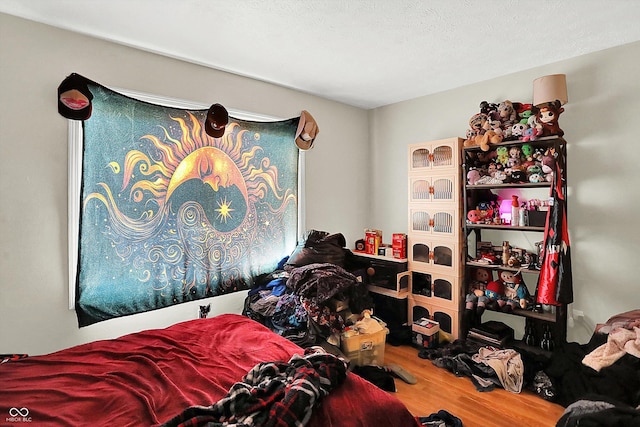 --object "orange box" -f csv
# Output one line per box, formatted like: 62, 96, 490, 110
392, 233, 407, 259
365, 229, 382, 255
